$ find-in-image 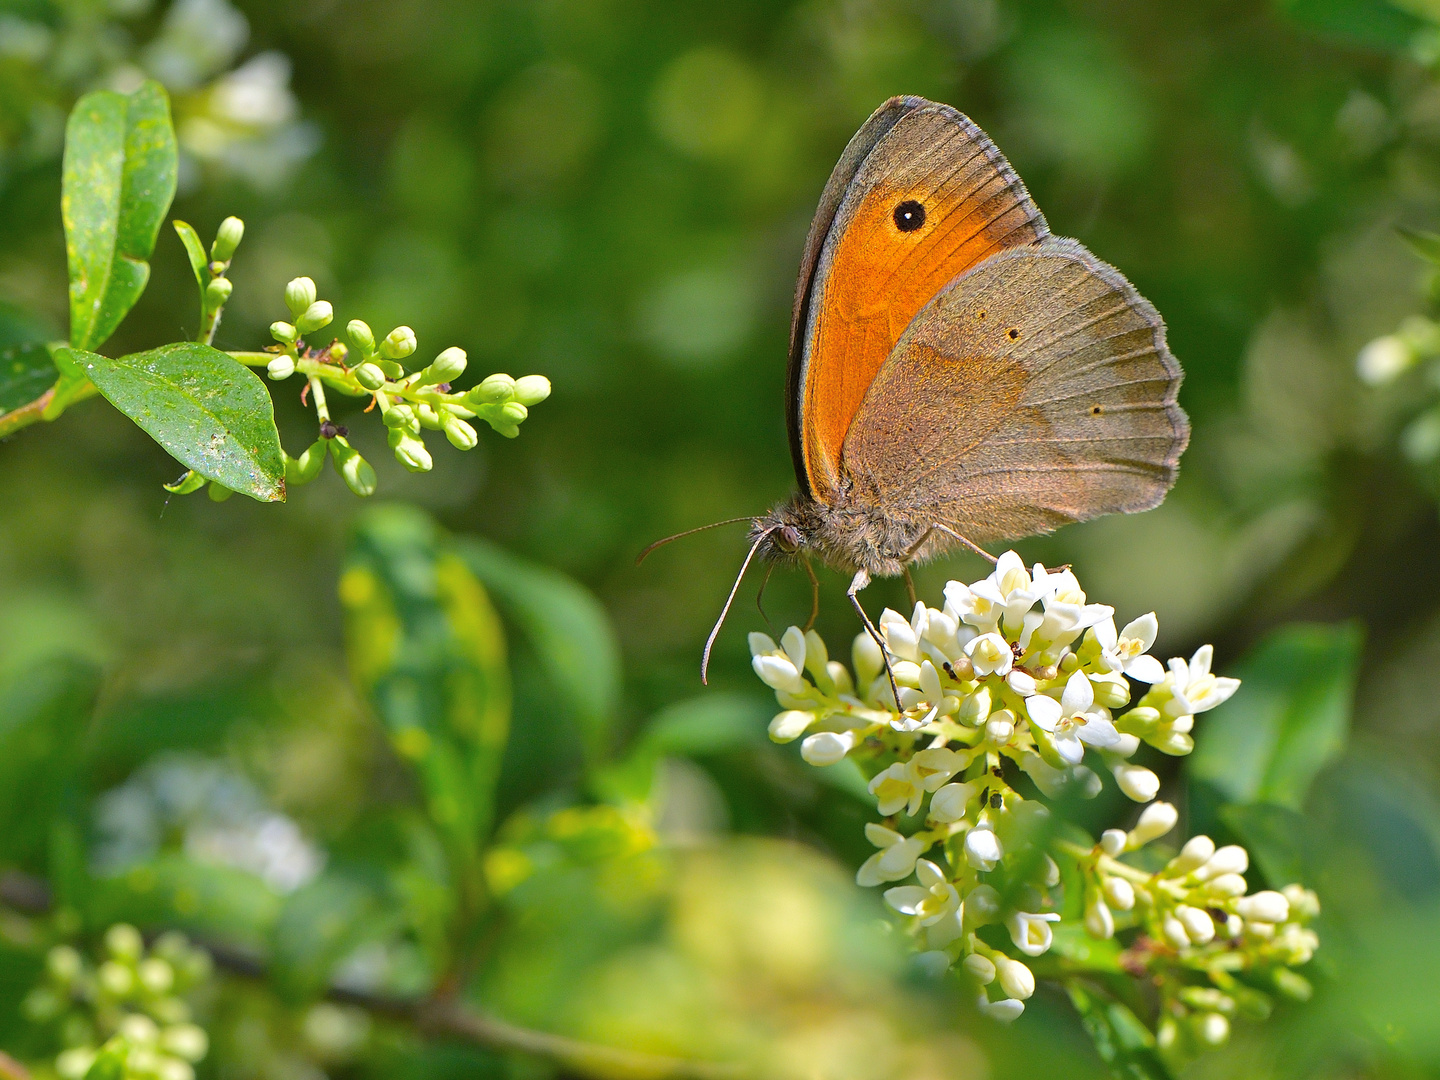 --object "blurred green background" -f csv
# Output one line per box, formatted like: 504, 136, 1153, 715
4, 0, 1440, 1077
